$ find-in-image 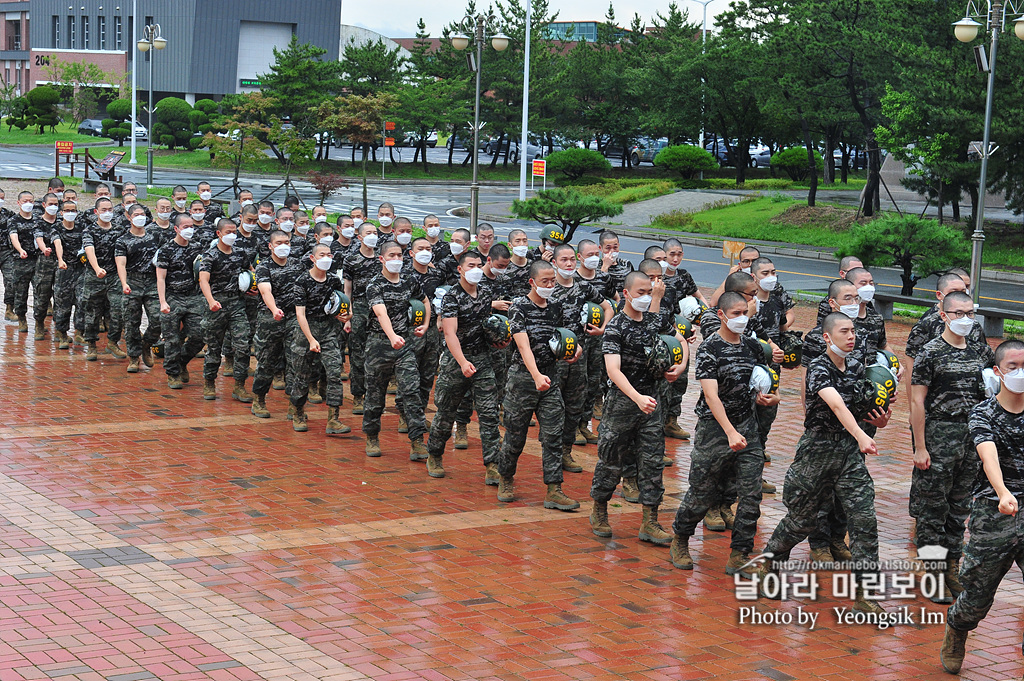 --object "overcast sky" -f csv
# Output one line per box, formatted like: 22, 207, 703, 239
343, 0, 726, 39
